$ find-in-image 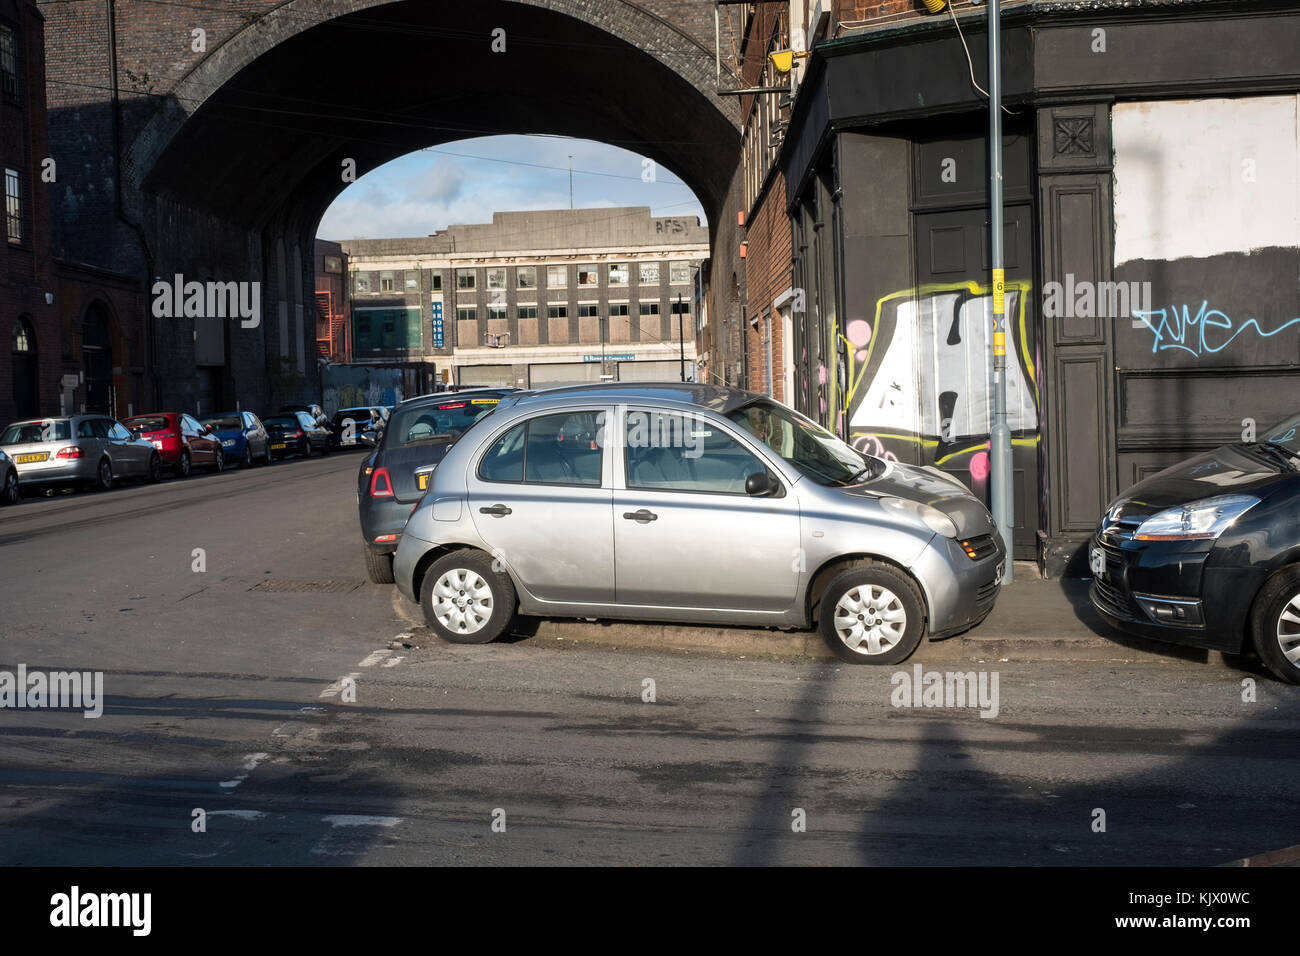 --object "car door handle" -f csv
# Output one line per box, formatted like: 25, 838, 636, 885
623, 509, 658, 523
479, 504, 512, 516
